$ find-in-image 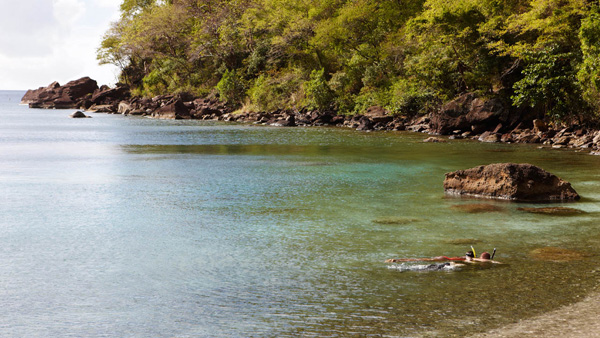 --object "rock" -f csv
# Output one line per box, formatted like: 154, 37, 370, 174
512, 130, 541, 143
87, 104, 116, 113
129, 109, 146, 116
423, 137, 446, 143
69, 111, 89, 118
118, 101, 132, 114
152, 99, 191, 119
406, 123, 429, 133
444, 238, 482, 245
443, 163, 580, 202
571, 134, 594, 148
429, 93, 510, 135
91, 85, 130, 105
532, 119, 548, 133
22, 77, 98, 109
271, 115, 296, 127
517, 207, 585, 215
530, 247, 589, 262
553, 135, 571, 146
450, 203, 504, 213
372, 217, 422, 225
21, 81, 60, 104
478, 131, 501, 143
500, 133, 514, 143
356, 116, 374, 131
592, 131, 600, 145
